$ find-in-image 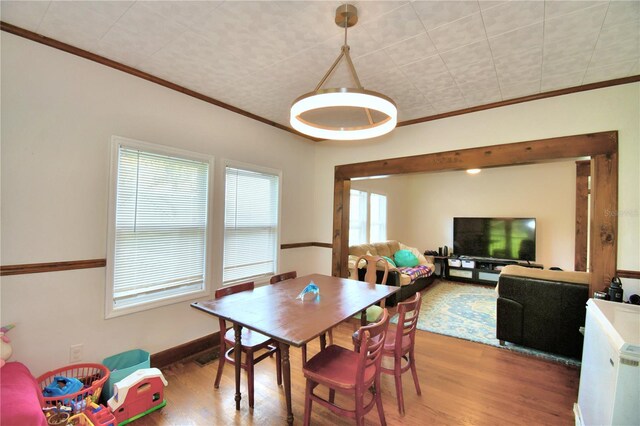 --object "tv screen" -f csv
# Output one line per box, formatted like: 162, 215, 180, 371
453, 217, 536, 261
